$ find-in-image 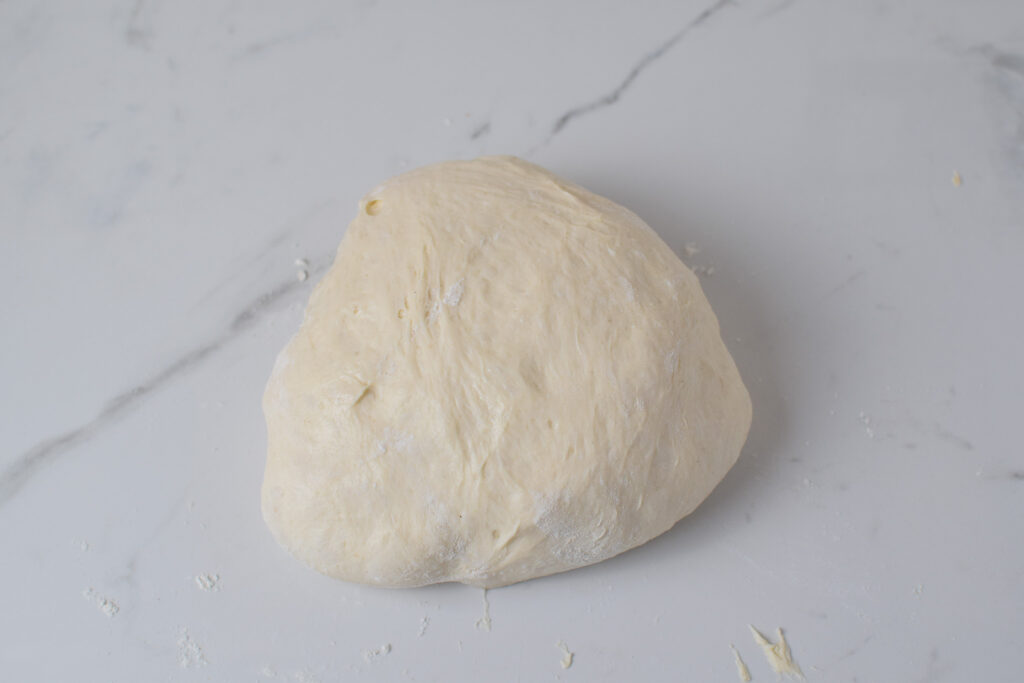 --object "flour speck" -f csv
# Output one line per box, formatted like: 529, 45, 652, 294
858, 411, 875, 439
475, 588, 492, 632
177, 628, 207, 668
362, 643, 392, 663
194, 573, 220, 592
82, 587, 119, 617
